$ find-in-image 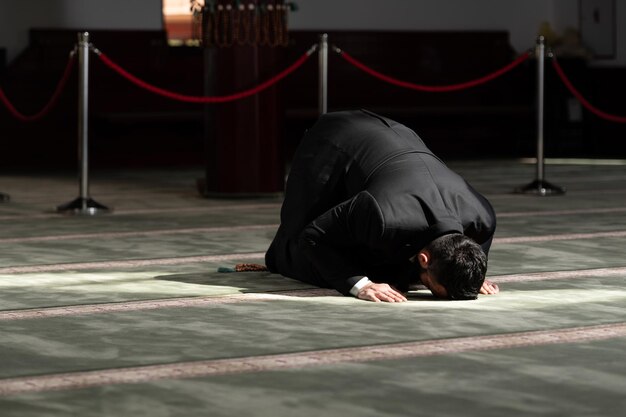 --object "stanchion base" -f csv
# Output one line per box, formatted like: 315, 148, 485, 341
57, 197, 111, 215
1, 193, 10, 203
514, 179, 566, 196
